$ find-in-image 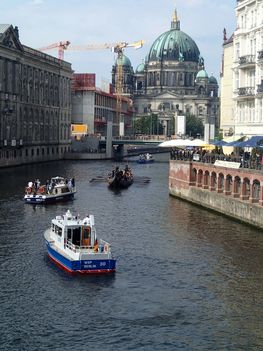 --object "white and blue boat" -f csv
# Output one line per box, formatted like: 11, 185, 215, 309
44, 210, 116, 274
24, 176, 76, 204
136, 153, 154, 164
